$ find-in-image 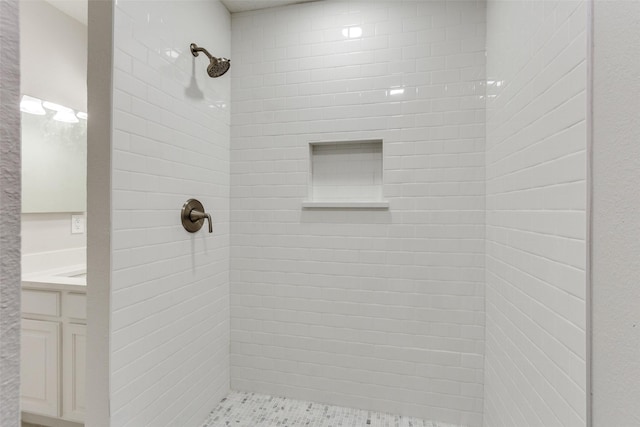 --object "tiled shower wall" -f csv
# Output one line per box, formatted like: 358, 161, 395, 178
109, 1, 231, 425
484, 1, 587, 426
230, 2, 486, 425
